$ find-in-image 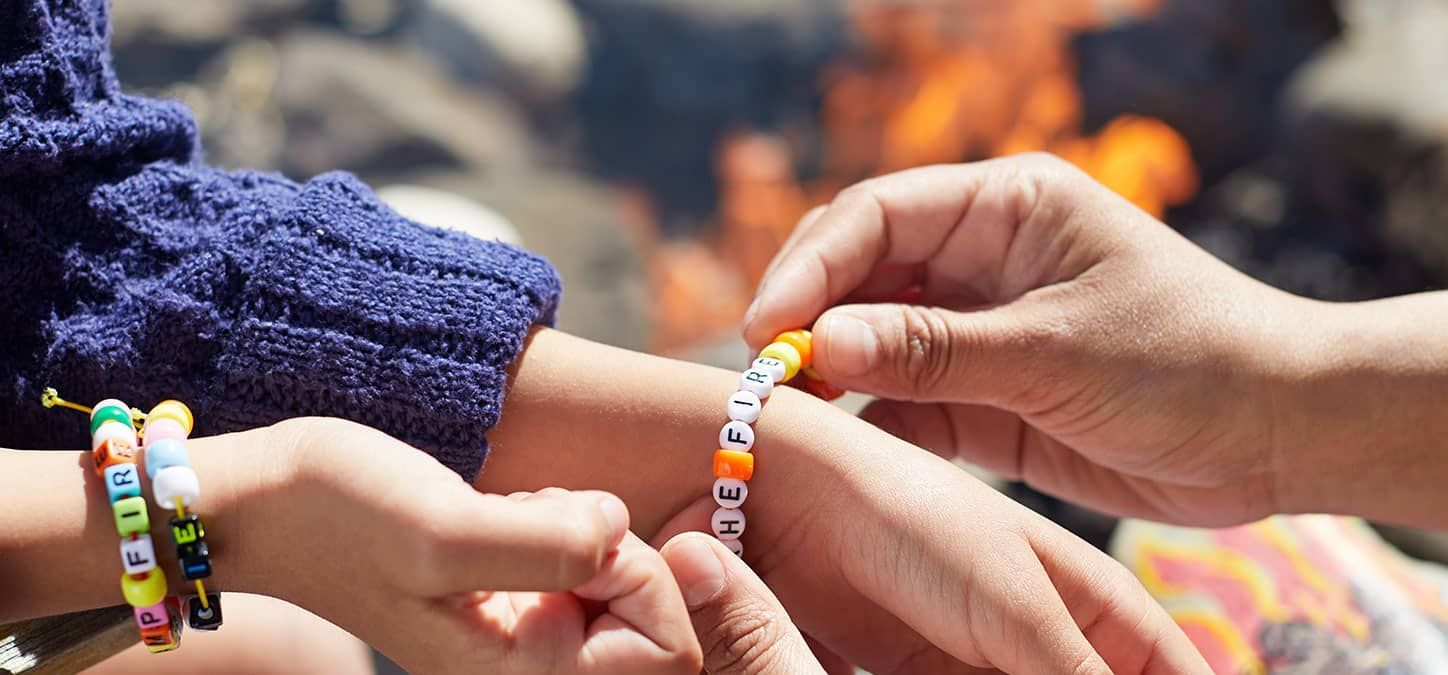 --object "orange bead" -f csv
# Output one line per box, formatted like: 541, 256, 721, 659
713, 449, 754, 481
139, 622, 180, 653
773, 330, 812, 369
796, 366, 847, 401
93, 437, 139, 473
